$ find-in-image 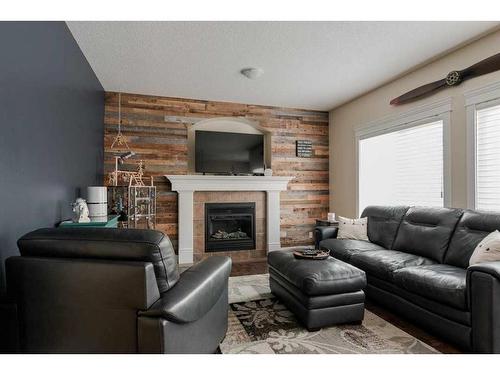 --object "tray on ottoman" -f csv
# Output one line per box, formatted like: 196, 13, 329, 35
268, 249, 366, 331
293, 248, 330, 260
